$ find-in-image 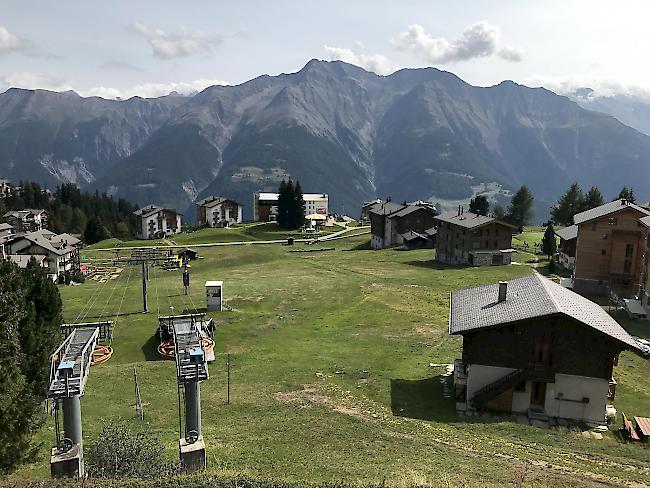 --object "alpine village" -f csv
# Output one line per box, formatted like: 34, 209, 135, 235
1, 4, 650, 488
